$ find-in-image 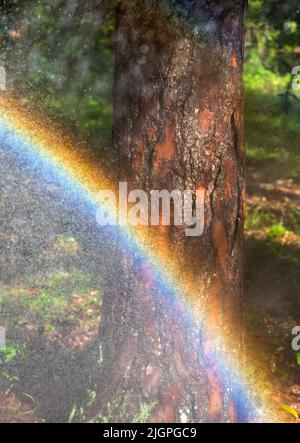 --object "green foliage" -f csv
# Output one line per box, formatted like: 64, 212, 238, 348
0, 343, 21, 364
245, 206, 277, 231
0, 270, 101, 333
0, 0, 114, 144
245, 87, 300, 179
247, 0, 300, 77
266, 224, 291, 240
133, 402, 157, 423
0, 342, 22, 396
